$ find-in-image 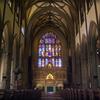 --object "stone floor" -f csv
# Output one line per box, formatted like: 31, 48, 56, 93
41, 92, 64, 100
